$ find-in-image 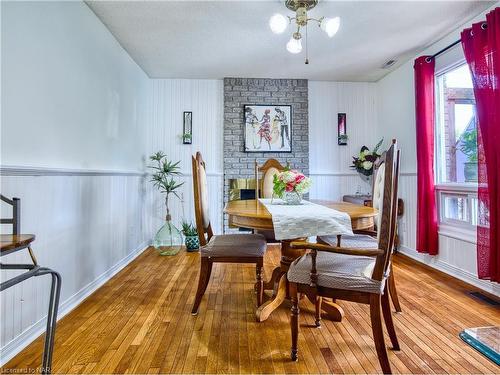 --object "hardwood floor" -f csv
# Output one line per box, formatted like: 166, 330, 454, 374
3, 245, 499, 374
